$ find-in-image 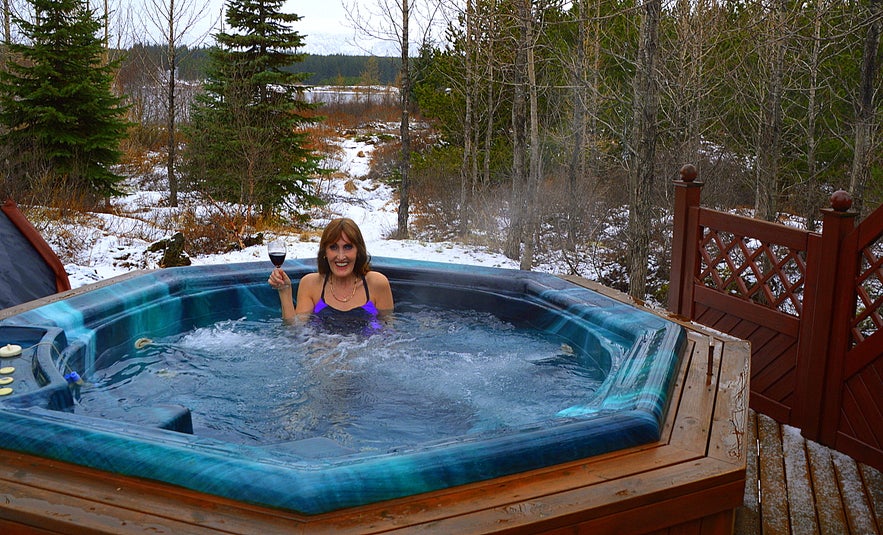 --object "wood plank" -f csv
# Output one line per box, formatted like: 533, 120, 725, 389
0, 452, 306, 534
706, 338, 750, 465
749, 334, 795, 380
0, 519, 59, 535
375, 466, 744, 535
699, 509, 736, 534
780, 423, 820, 535
694, 304, 725, 328
658, 335, 698, 443
697, 210, 811, 250
733, 411, 759, 535
737, 324, 776, 352
0, 478, 256, 535
839, 380, 880, 449
831, 450, 879, 535
806, 435, 850, 535
694, 286, 800, 338
756, 412, 790, 535
860, 463, 883, 534
668, 331, 722, 453
749, 394, 791, 425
